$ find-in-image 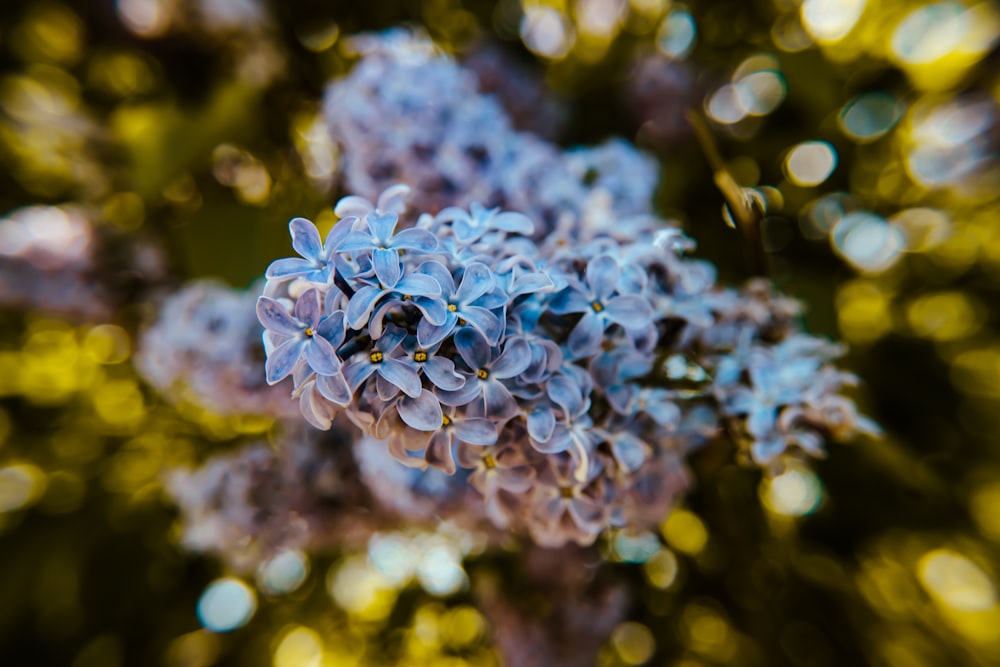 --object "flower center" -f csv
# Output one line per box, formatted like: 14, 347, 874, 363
441, 414, 451, 426
447, 304, 458, 312
401, 294, 412, 301
483, 454, 496, 469
304, 327, 314, 337
590, 301, 603, 313
370, 351, 384, 363
414, 351, 428, 362
560, 486, 574, 499
457, 318, 467, 326
477, 369, 488, 380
